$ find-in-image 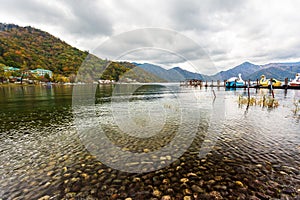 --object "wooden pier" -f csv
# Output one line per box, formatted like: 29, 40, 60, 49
180, 79, 300, 90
